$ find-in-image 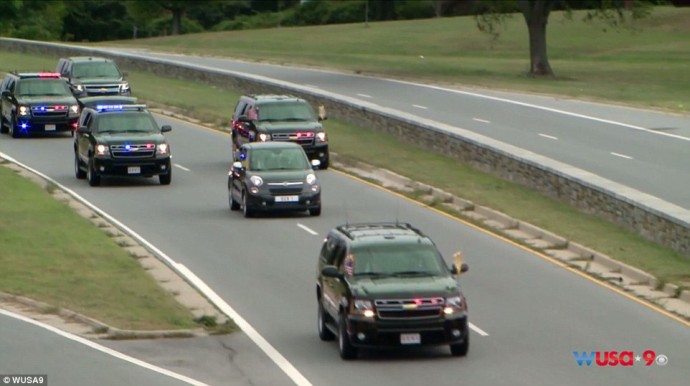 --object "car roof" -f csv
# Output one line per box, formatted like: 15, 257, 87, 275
78, 96, 138, 108
66, 56, 113, 63
244, 141, 303, 150
334, 223, 430, 243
